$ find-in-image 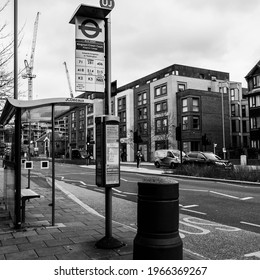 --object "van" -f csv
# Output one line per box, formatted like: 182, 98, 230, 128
154, 149, 185, 169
